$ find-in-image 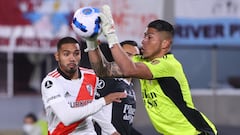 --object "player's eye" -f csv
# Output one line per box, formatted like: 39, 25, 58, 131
143, 33, 152, 40
126, 52, 133, 57
63, 52, 69, 56
74, 51, 80, 56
